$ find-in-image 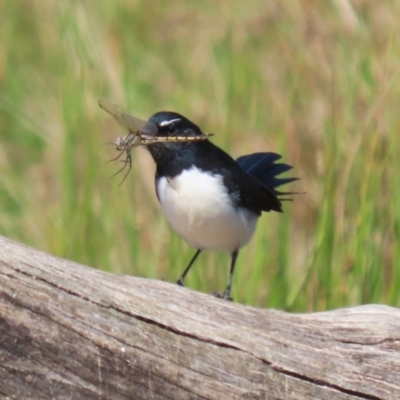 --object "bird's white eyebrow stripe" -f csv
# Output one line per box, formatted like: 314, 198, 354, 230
160, 118, 180, 127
